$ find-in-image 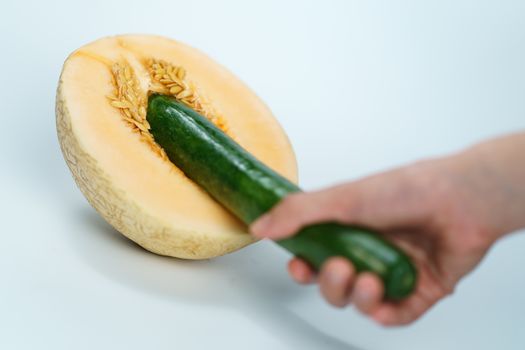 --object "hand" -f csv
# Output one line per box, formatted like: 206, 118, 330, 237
251, 133, 525, 326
